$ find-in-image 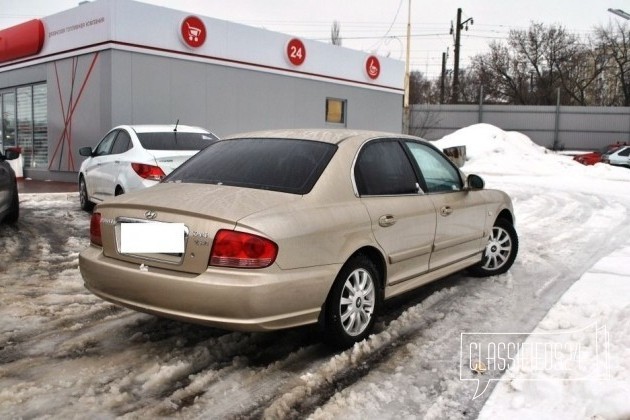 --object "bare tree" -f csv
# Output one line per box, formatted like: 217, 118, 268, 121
331, 20, 342, 46
469, 22, 594, 105
409, 71, 437, 104
594, 22, 630, 106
